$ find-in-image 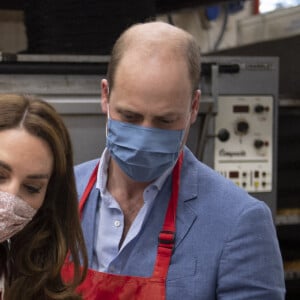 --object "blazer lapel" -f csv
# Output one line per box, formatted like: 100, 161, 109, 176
174, 147, 198, 249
